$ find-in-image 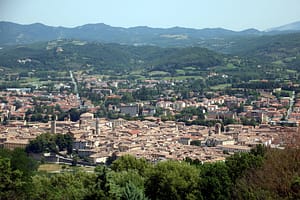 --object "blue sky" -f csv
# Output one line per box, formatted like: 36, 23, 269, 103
0, 0, 300, 31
